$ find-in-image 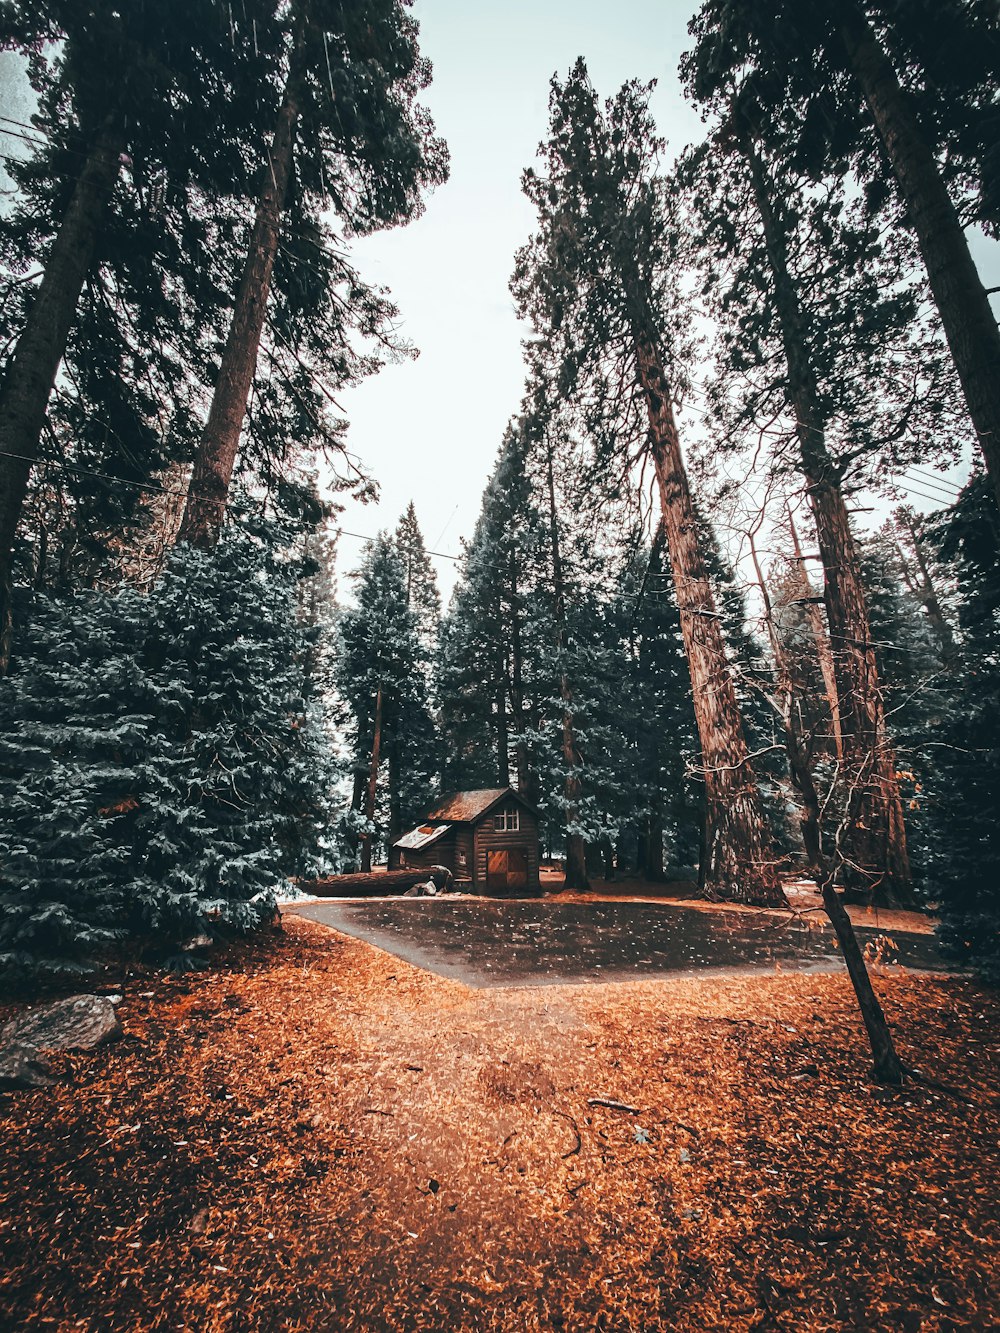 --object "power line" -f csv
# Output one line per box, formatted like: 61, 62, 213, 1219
905, 464, 963, 495
0, 114, 46, 135
898, 473, 960, 503
890, 478, 956, 508
337, 527, 461, 564
0, 448, 187, 499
